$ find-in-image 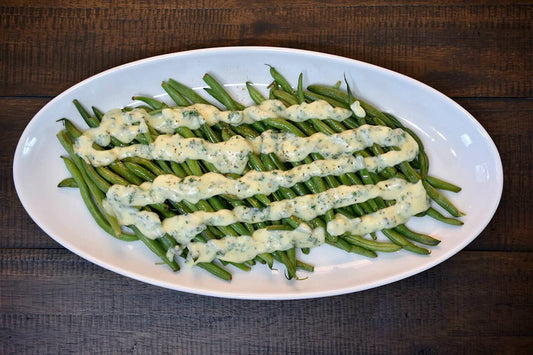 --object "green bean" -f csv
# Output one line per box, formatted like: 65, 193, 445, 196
192, 200, 240, 238
200, 123, 222, 144
257, 152, 333, 239
171, 200, 224, 239
425, 176, 462, 193
92, 106, 104, 121
309, 83, 452, 191
123, 157, 166, 176
170, 161, 187, 178
57, 130, 122, 236
81, 165, 123, 236
132, 96, 168, 110
57, 177, 77, 188
261, 155, 307, 197
149, 203, 176, 218
159, 233, 179, 253
148, 108, 164, 116
203, 87, 225, 109
184, 158, 204, 176
296, 73, 305, 104
296, 260, 314, 272
197, 262, 232, 281
272, 88, 298, 106
57, 118, 82, 139
323, 118, 348, 134
363, 150, 391, 180
96, 166, 130, 185
167, 78, 211, 105
228, 261, 251, 272
382, 229, 430, 255
422, 180, 465, 217
426, 207, 464, 225
265, 224, 292, 231
327, 236, 377, 258
207, 197, 251, 236
307, 84, 349, 104
348, 244, 378, 258
167, 160, 250, 238
303, 91, 349, 109
203, 73, 245, 110
309, 118, 336, 136
393, 224, 441, 246
130, 225, 179, 272
108, 161, 143, 185
124, 161, 157, 182
337, 174, 371, 216
286, 247, 297, 274
155, 160, 173, 175
342, 234, 402, 252
379, 117, 428, 179
84, 163, 111, 192
309, 84, 399, 127
418, 150, 430, 178
268, 81, 278, 99
246, 82, 266, 105
173, 127, 211, 176
162, 81, 190, 106
358, 101, 397, 128
268, 65, 294, 94
357, 169, 380, 211
397, 159, 421, 183
264, 116, 302, 136
60, 156, 137, 242
221, 198, 257, 234
60, 156, 104, 220
272, 251, 297, 280
73, 99, 99, 128
257, 253, 274, 268
177, 160, 193, 176
198, 126, 268, 222
383, 113, 423, 145
230, 124, 259, 140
